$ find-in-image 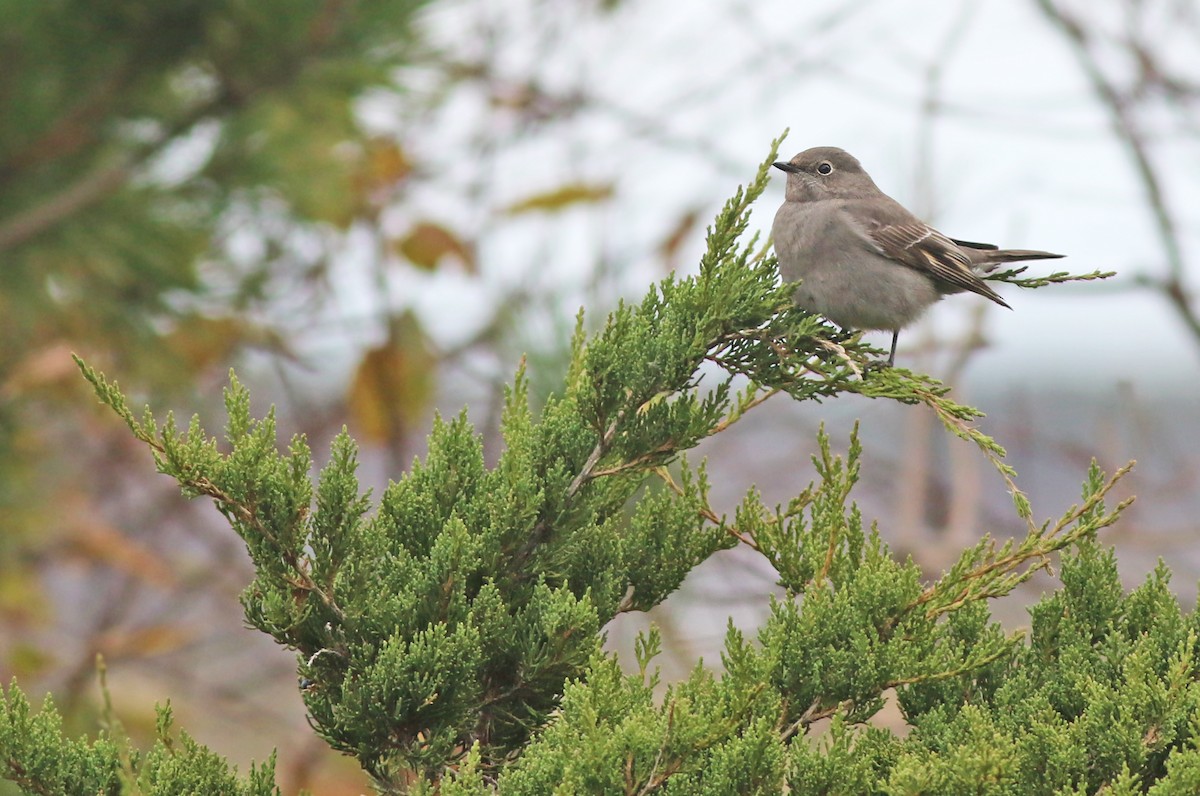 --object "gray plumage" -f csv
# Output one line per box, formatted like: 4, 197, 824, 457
771, 146, 1063, 365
